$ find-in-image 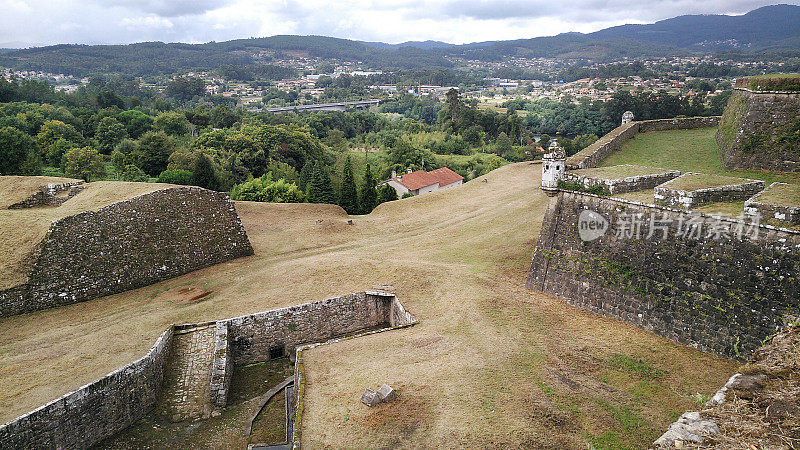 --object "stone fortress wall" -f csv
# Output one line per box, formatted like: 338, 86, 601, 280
566, 116, 721, 170
0, 186, 254, 318
716, 84, 800, 172
653, 174, 765, 209
0, 291, 417, 449
0, 328, 175, 449
527, 191, 800, 360
563, 166, 681, 195
745, 182, 800, 225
